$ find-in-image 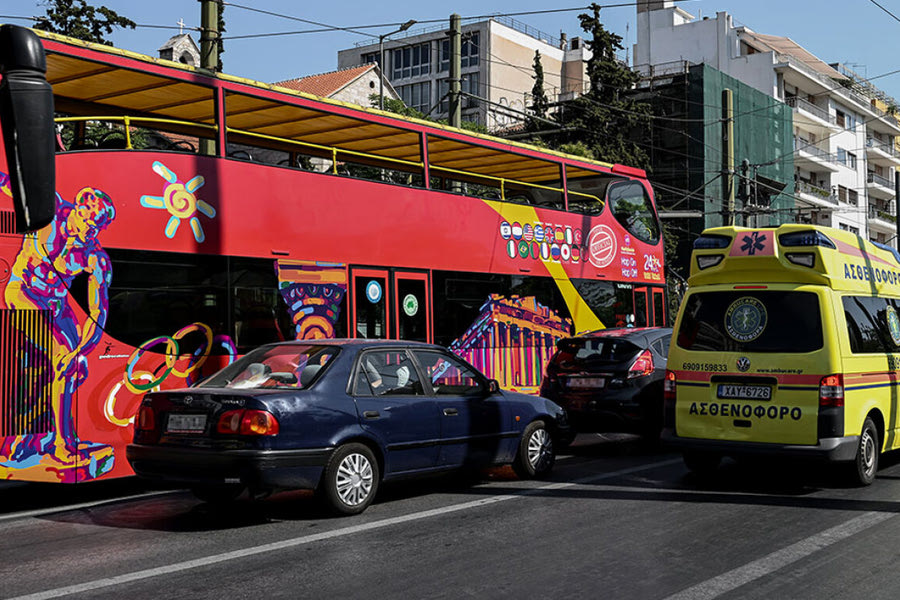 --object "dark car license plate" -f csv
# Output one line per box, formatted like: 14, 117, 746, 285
716, 384, 771, 400
566, 377, 605, 389
166, 413, 207, 433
